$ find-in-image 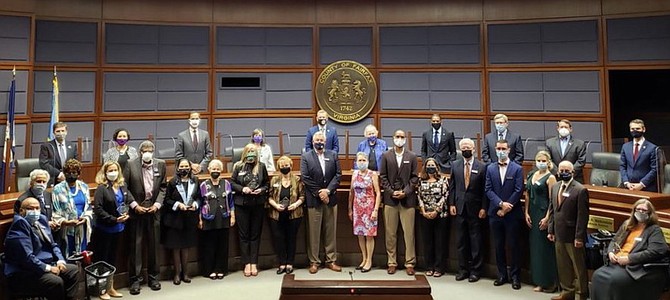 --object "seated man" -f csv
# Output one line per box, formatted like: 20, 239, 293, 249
4, 198, 79, 300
